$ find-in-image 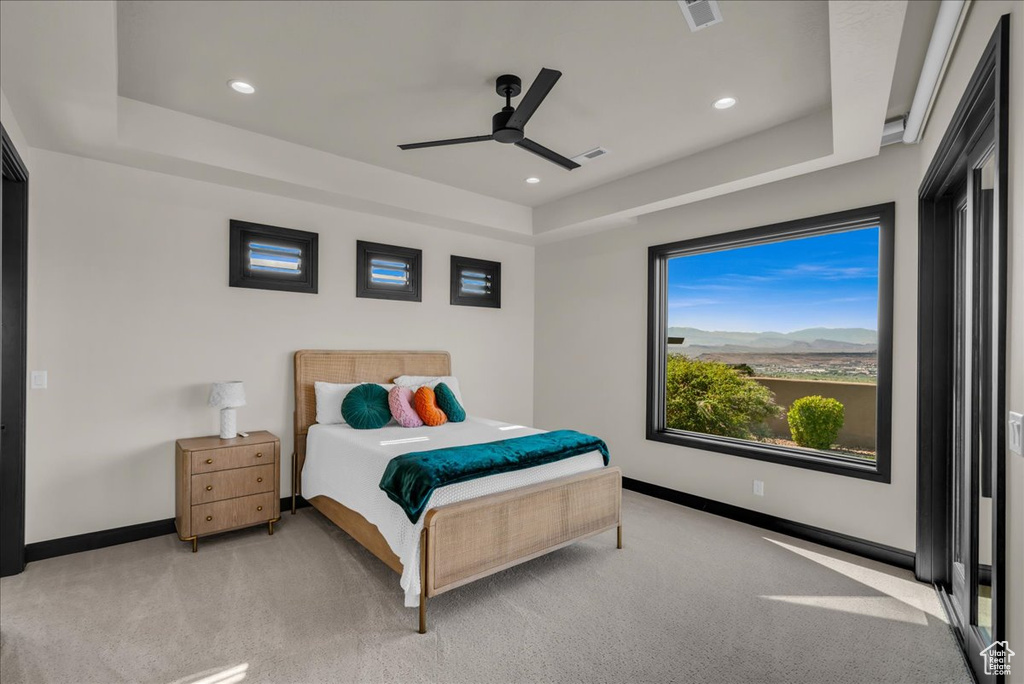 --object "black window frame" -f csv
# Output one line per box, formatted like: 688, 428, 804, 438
646, 202, 895, 482
229, 219, 318, 294
450, 255, 501, 308
356, 240, 422, 302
